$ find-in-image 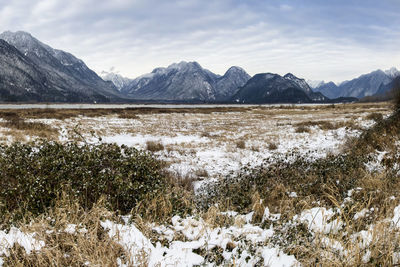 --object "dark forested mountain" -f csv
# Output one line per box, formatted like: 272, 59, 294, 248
121, 61, 250, 102
0, 31, 122, 102
231, 72, 328, 104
